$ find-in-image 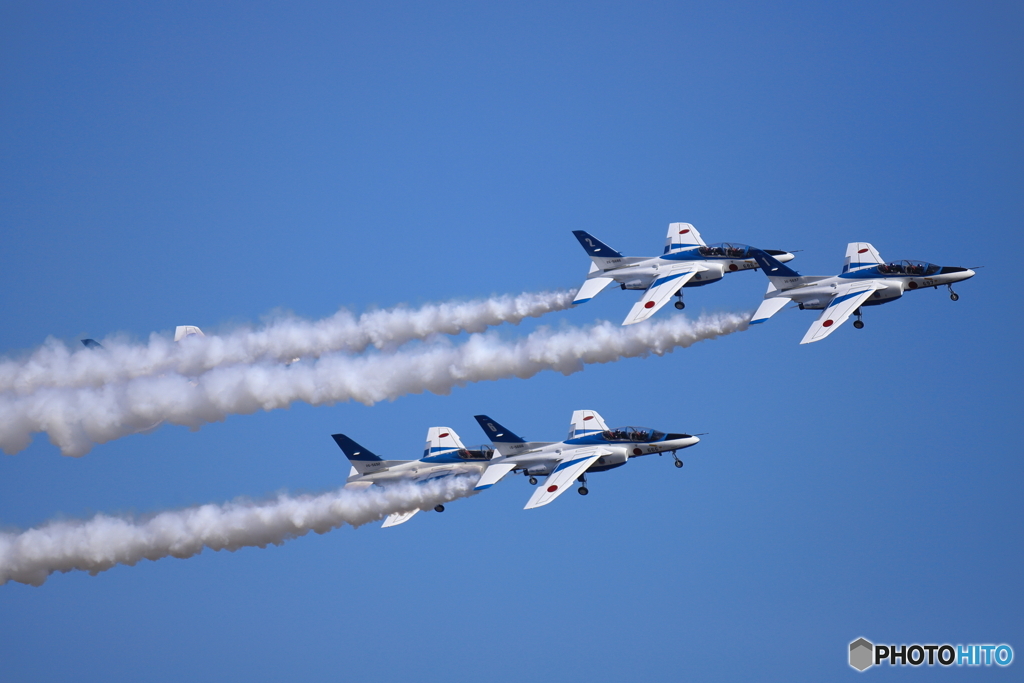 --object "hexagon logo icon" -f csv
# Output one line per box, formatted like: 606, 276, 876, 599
849, 638, 874, 671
